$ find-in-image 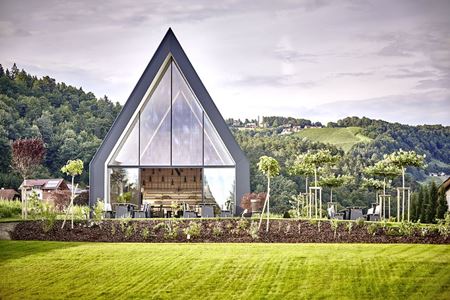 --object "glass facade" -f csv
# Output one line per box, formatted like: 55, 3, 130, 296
108, 168, 139, 206
106, 58, 236, 212
203, 168, 235, 212
172, 63, 203, 165
140, 65, 171, 166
